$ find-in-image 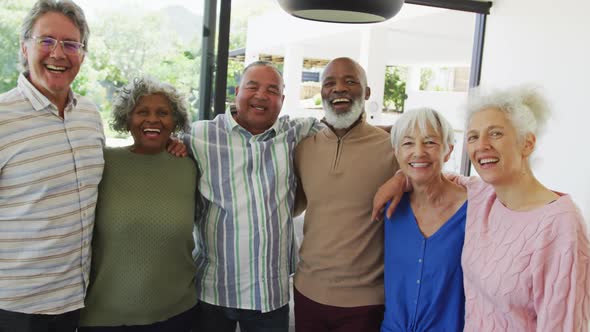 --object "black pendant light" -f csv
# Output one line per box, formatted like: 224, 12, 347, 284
277, 0, 405, 24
